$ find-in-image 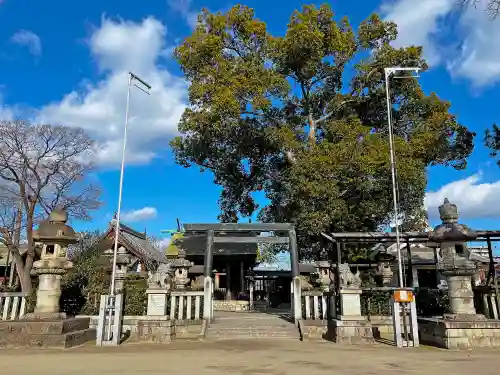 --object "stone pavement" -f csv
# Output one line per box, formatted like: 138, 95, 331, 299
0, 339, 499, 375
